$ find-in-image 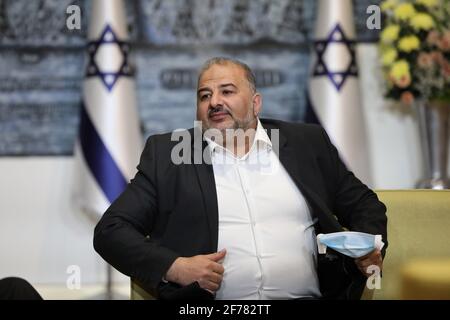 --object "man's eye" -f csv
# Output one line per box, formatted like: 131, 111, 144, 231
223, 90, 233, 95
200, 94, 211, 101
